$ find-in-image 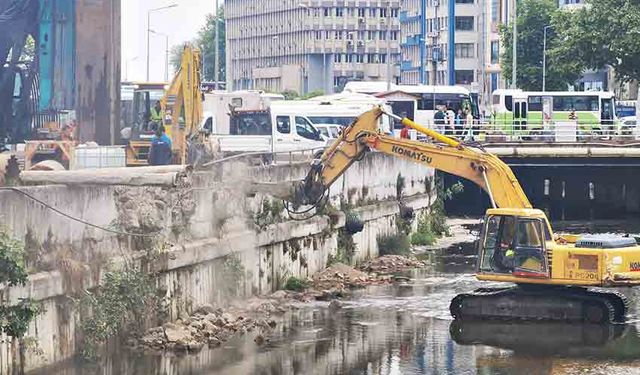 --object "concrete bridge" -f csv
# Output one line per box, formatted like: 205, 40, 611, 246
446, 141, 640, 221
